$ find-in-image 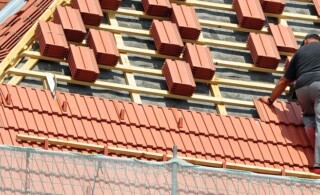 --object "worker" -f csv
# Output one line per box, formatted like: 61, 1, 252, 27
259, 33, 320, 174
